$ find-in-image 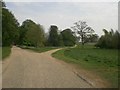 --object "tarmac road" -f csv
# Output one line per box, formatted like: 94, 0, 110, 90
2, 46, 93, 88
